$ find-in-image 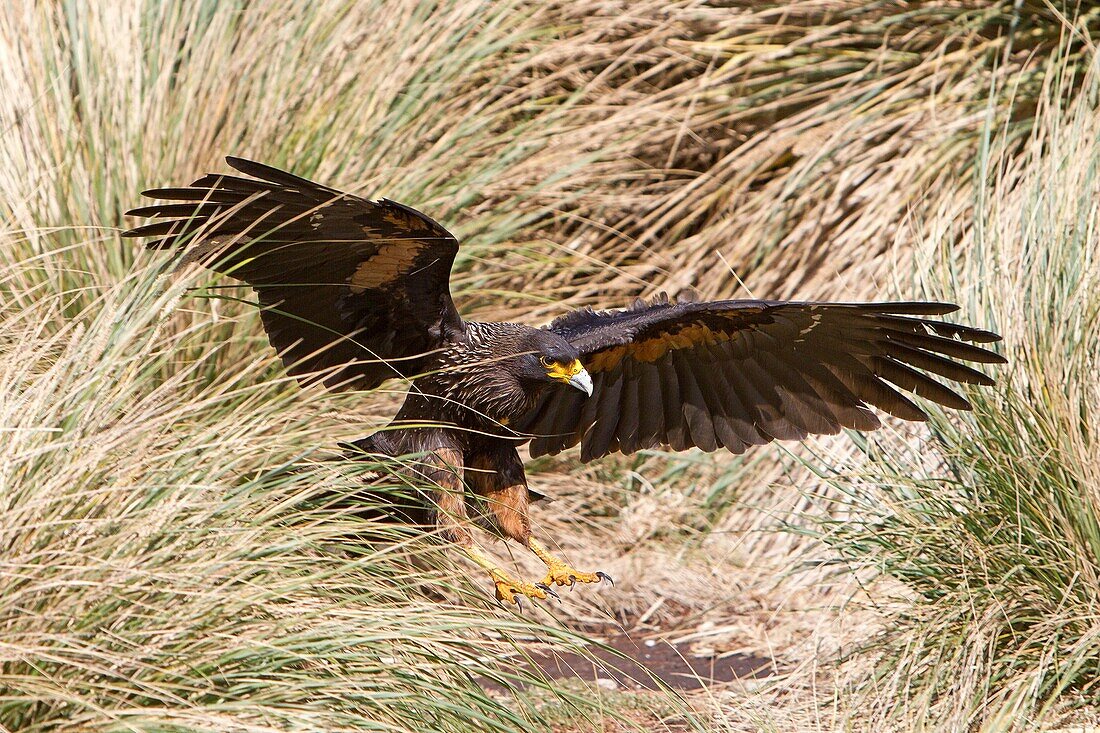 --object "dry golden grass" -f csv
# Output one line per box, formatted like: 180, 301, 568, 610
3, 2, 1100, 731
